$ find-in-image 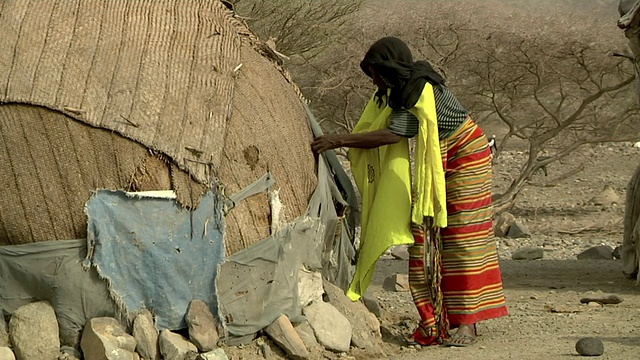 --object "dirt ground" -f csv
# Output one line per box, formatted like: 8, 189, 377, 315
225, 121, 640, 360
